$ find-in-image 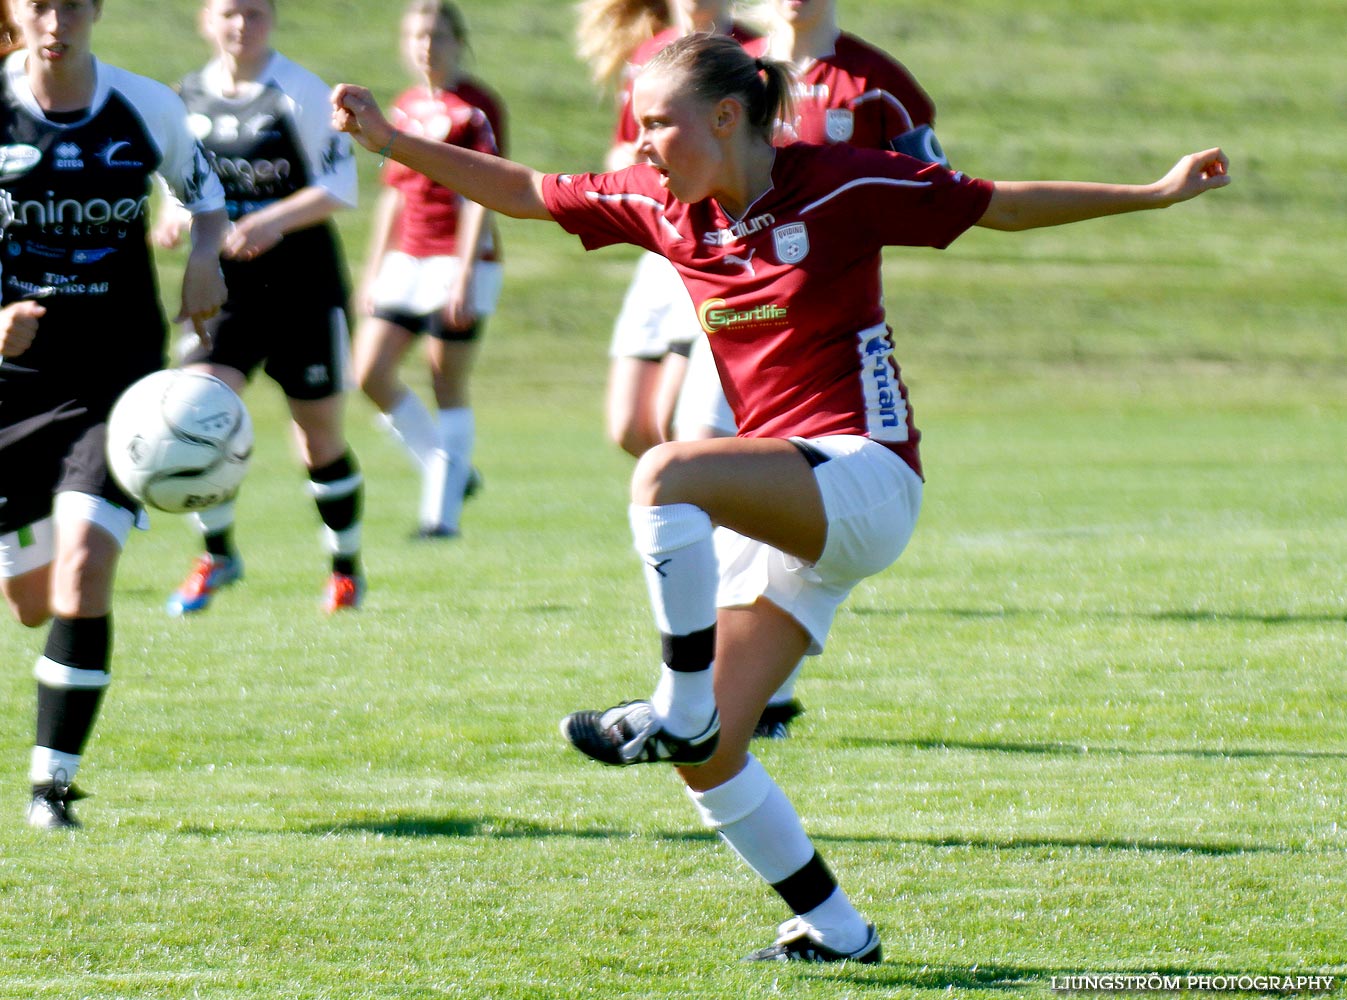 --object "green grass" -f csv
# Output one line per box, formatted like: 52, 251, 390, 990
2, 1, 1345, 997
